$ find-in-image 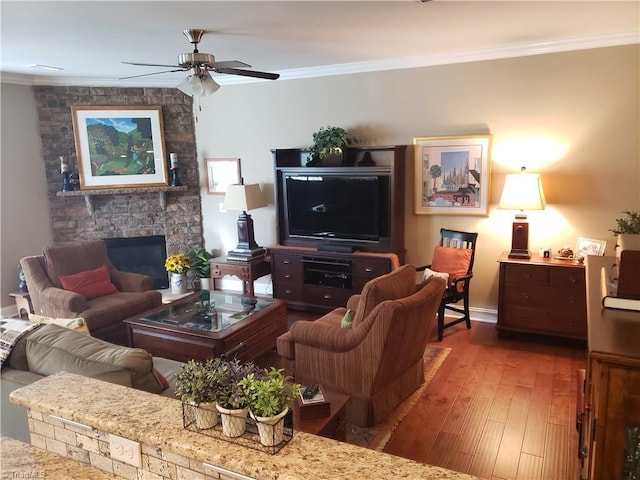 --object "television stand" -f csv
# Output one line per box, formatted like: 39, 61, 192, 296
270, 247, 398, 311
317, 244, 355, 254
